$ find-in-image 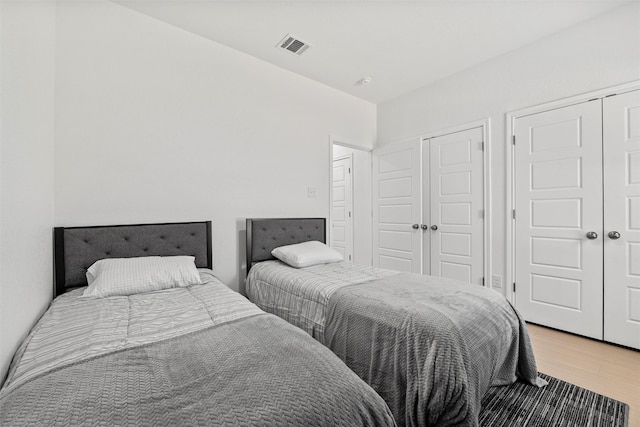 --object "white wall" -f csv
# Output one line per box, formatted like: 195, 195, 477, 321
332, 143, 372, 266
54, 1, 376, 293
377, 2, 640, 290
0, 1, 56, 381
